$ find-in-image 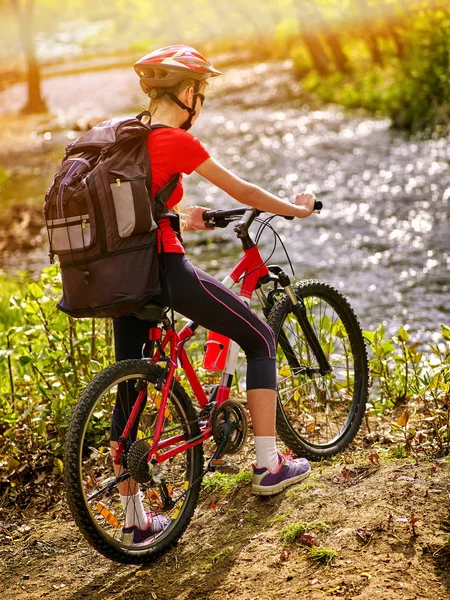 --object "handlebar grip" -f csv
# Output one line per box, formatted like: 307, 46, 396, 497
202, 210, 216, 228
284, 199, 323, 219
